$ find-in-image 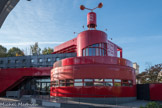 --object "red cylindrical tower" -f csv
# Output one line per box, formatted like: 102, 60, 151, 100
87, 12, 97, 29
